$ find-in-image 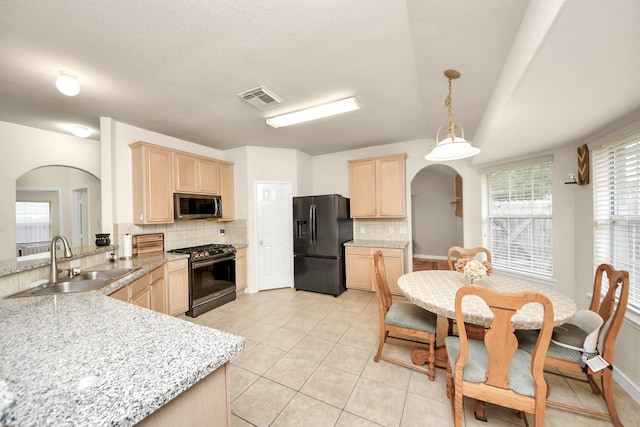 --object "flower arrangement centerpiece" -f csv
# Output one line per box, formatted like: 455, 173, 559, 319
462, 259, 487, 285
